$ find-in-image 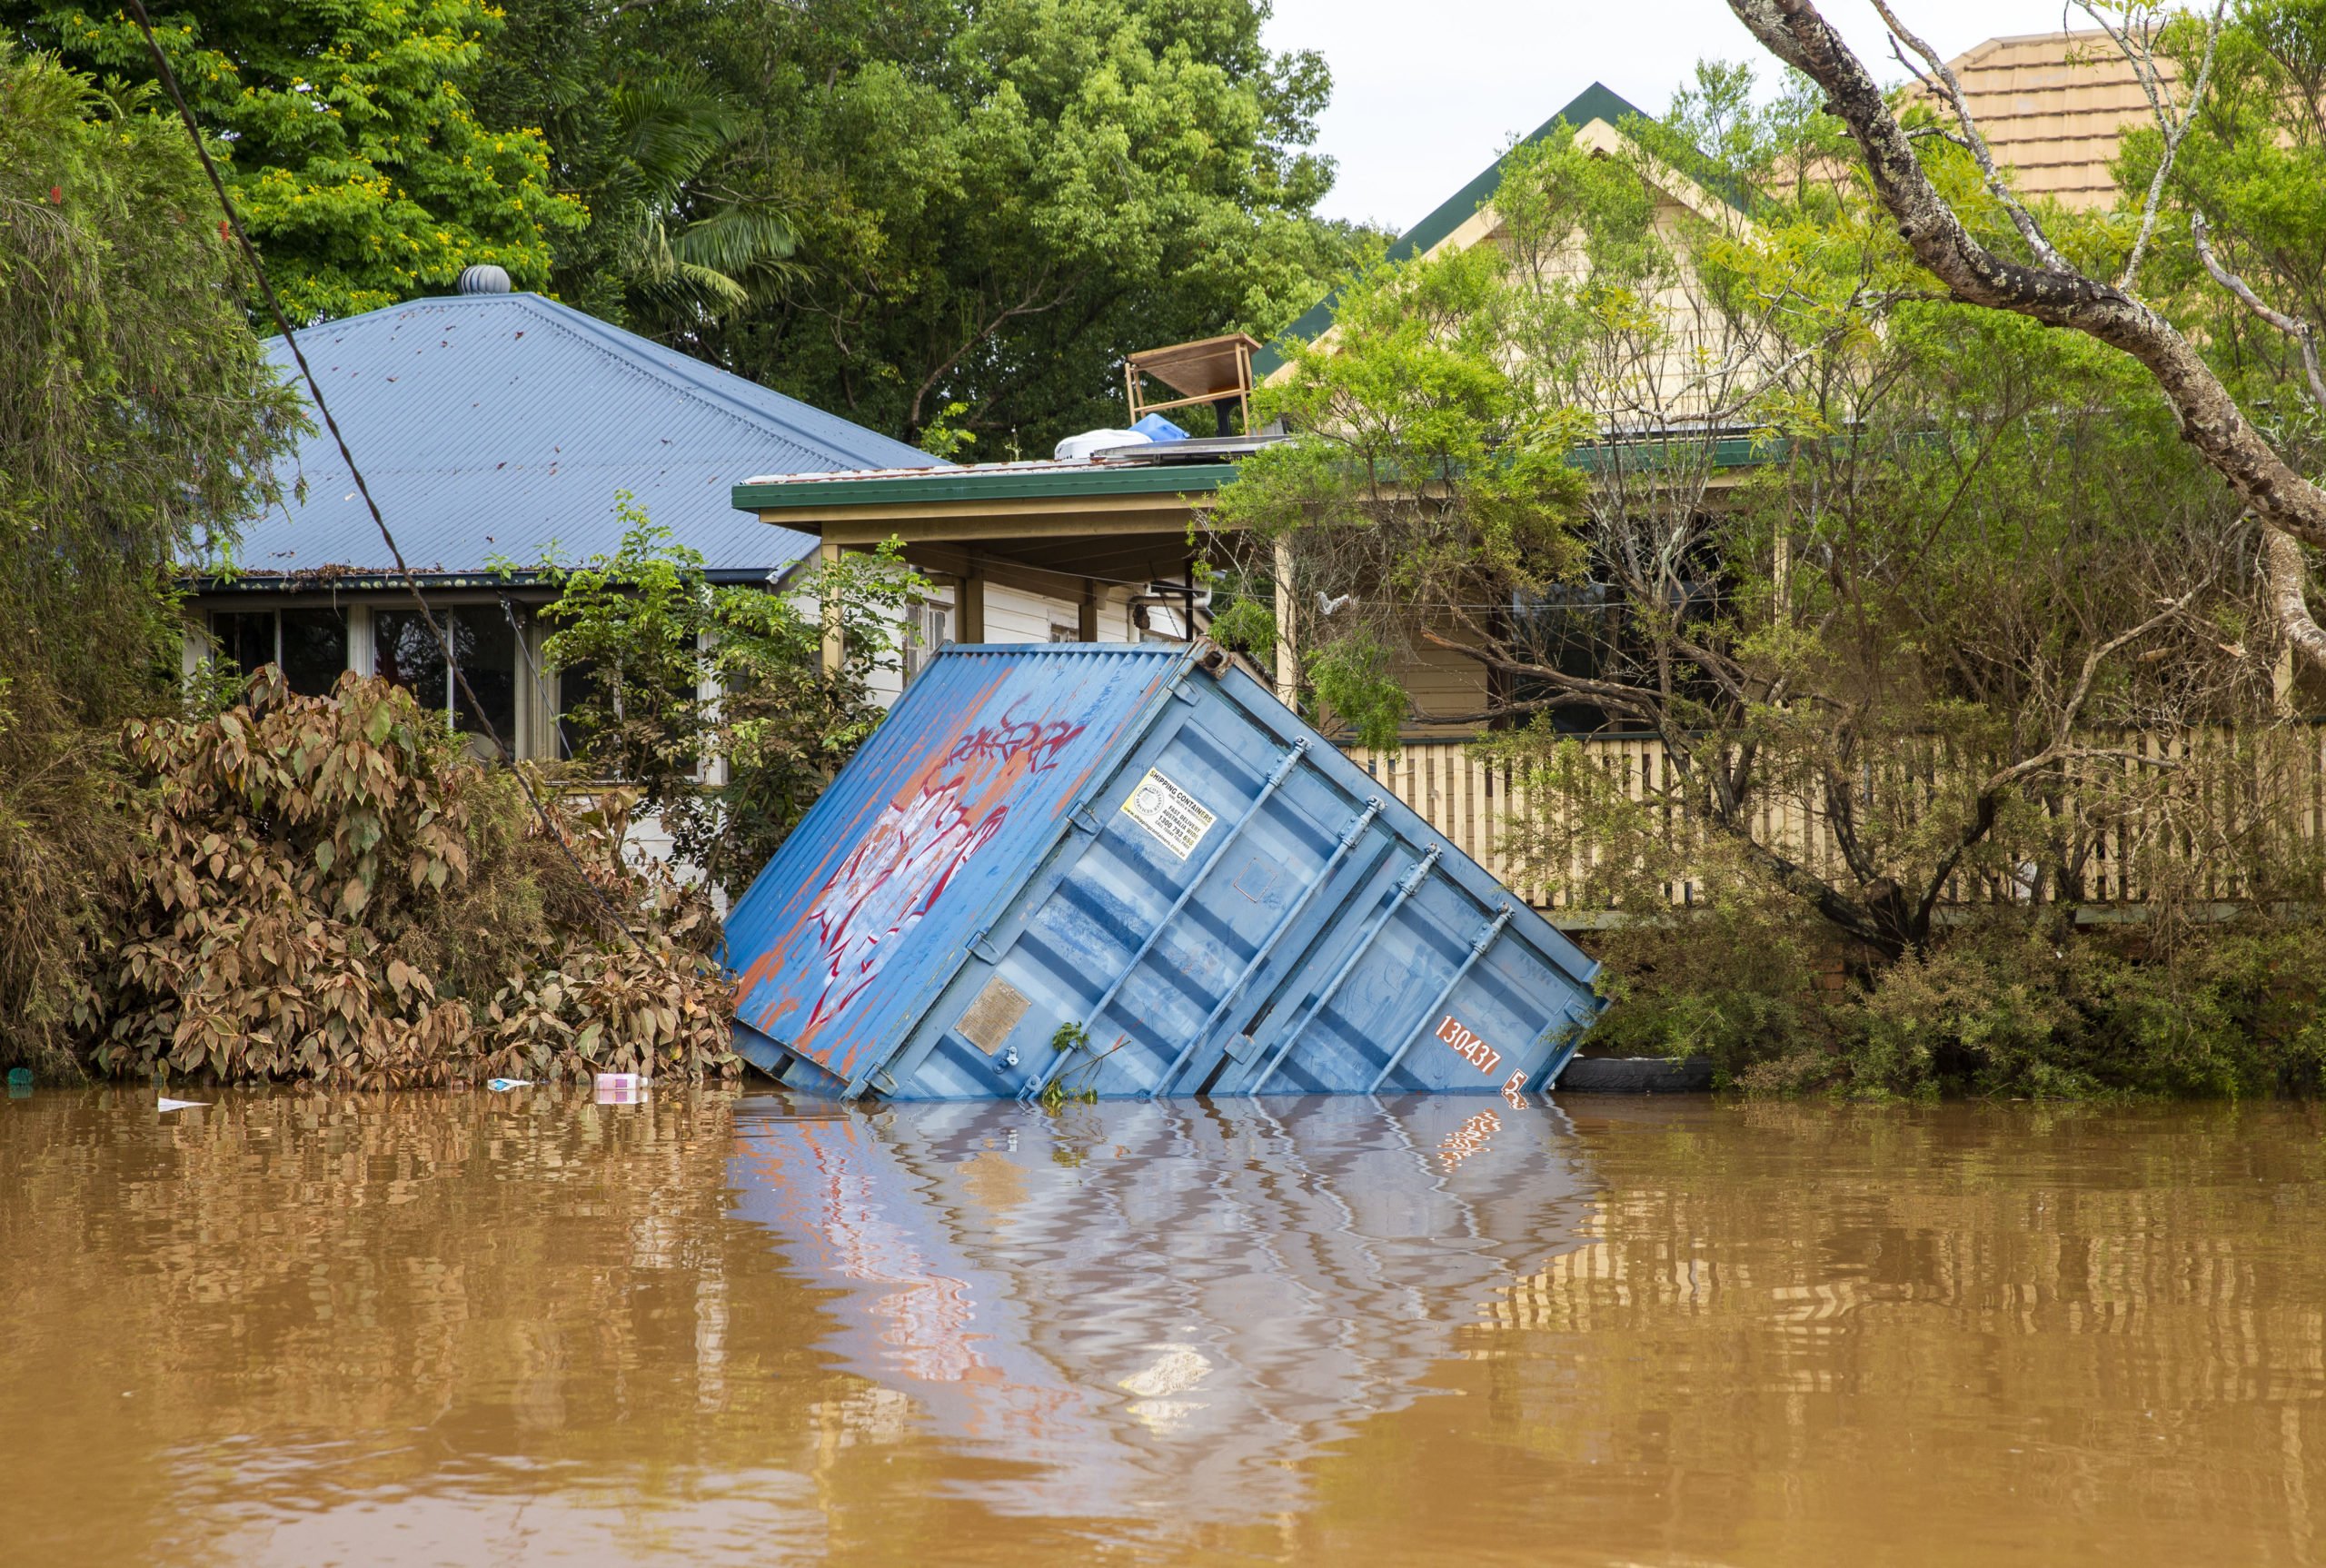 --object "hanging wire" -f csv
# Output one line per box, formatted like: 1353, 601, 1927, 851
500, 592, 579, 763
122, 0, 644, 946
